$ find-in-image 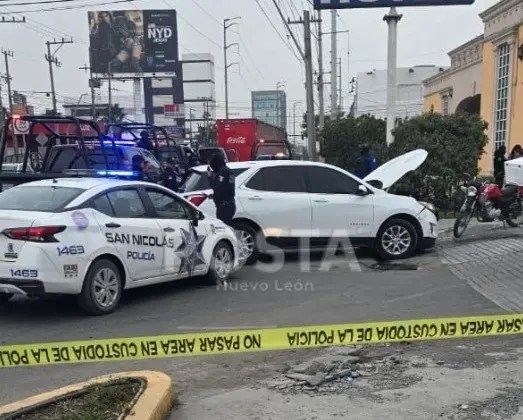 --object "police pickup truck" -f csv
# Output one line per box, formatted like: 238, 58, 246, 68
0, 116, 166, 191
